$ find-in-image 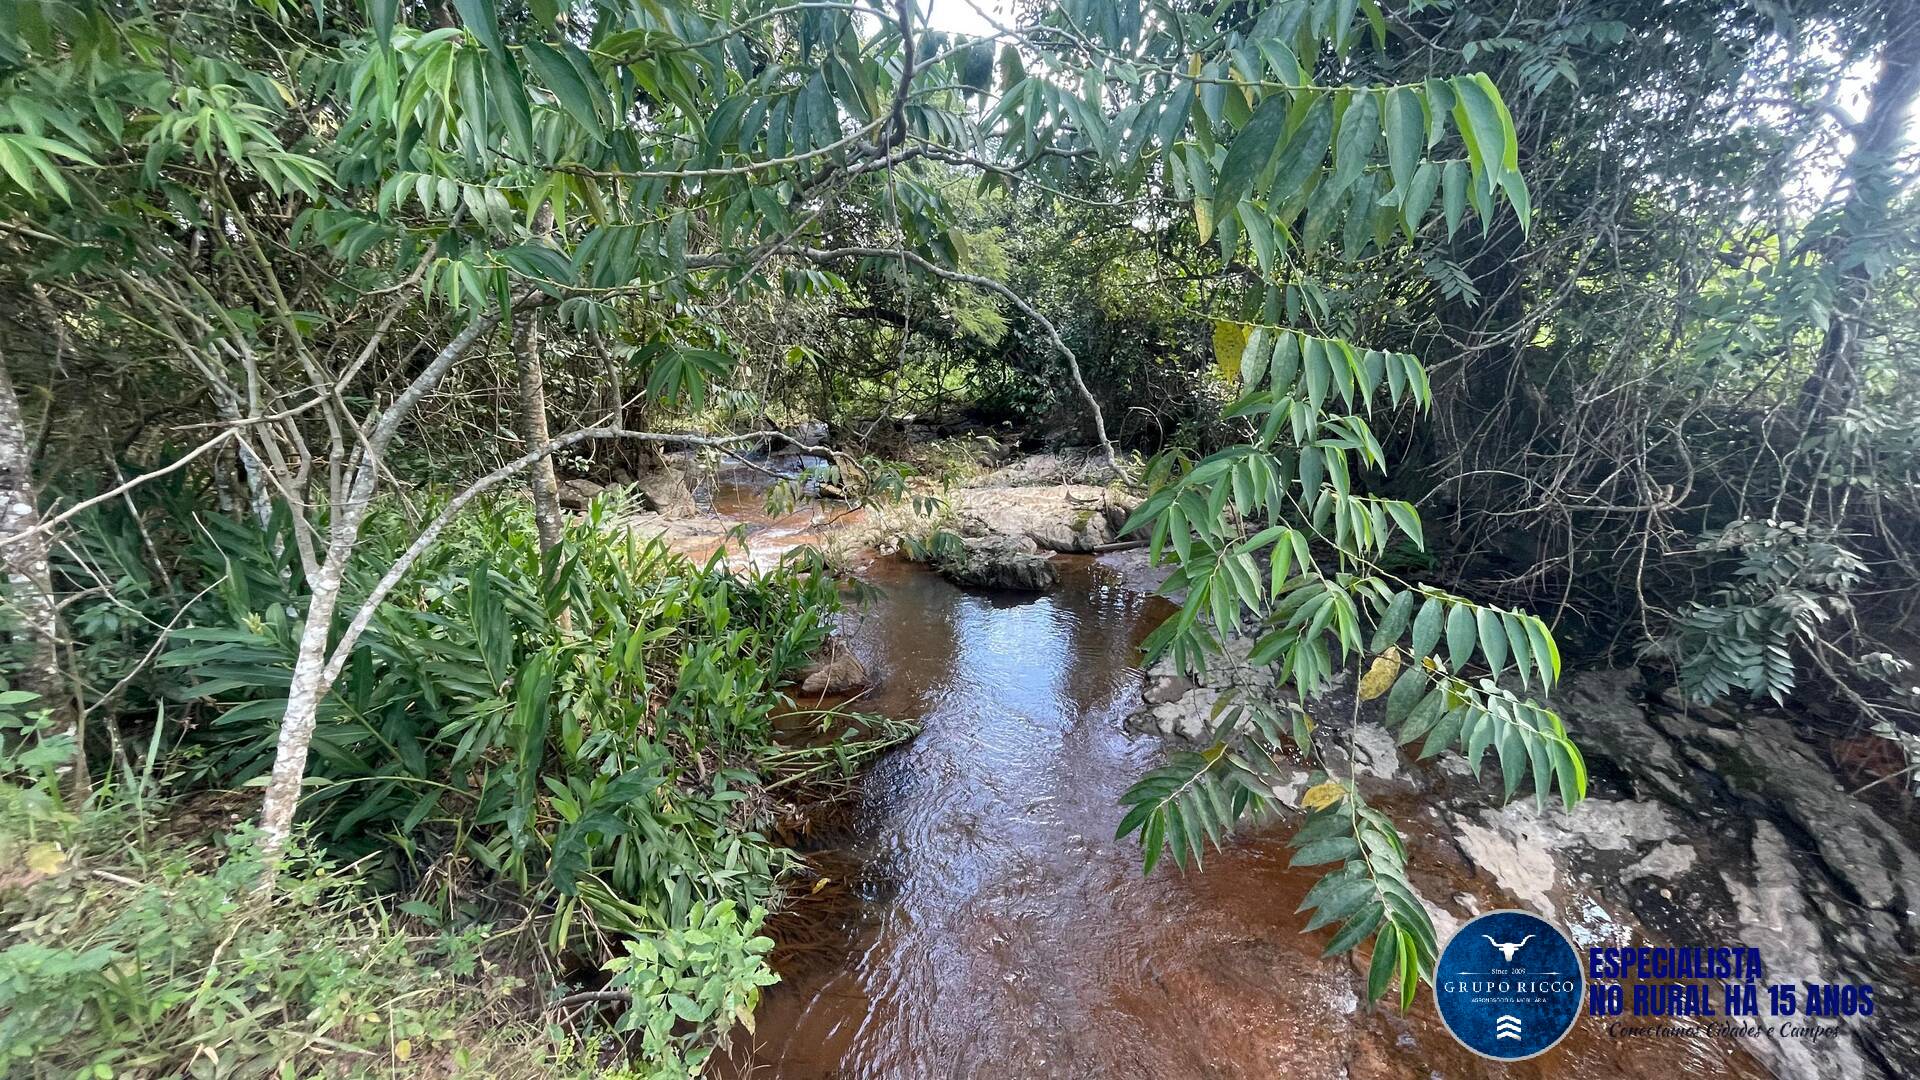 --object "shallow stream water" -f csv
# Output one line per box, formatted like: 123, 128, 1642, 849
684, 465, 1758, 1078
